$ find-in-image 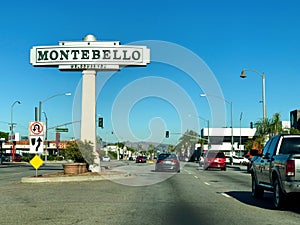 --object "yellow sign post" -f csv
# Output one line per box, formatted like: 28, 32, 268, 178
30, 155, 44, 177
